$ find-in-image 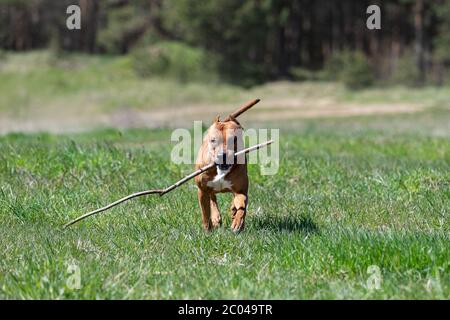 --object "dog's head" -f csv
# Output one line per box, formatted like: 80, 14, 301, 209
205, 116, 244, 174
